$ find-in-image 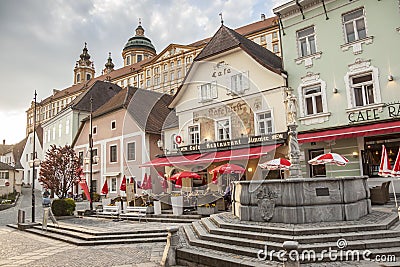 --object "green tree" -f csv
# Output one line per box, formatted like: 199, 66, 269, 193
39, 145, 81, 199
